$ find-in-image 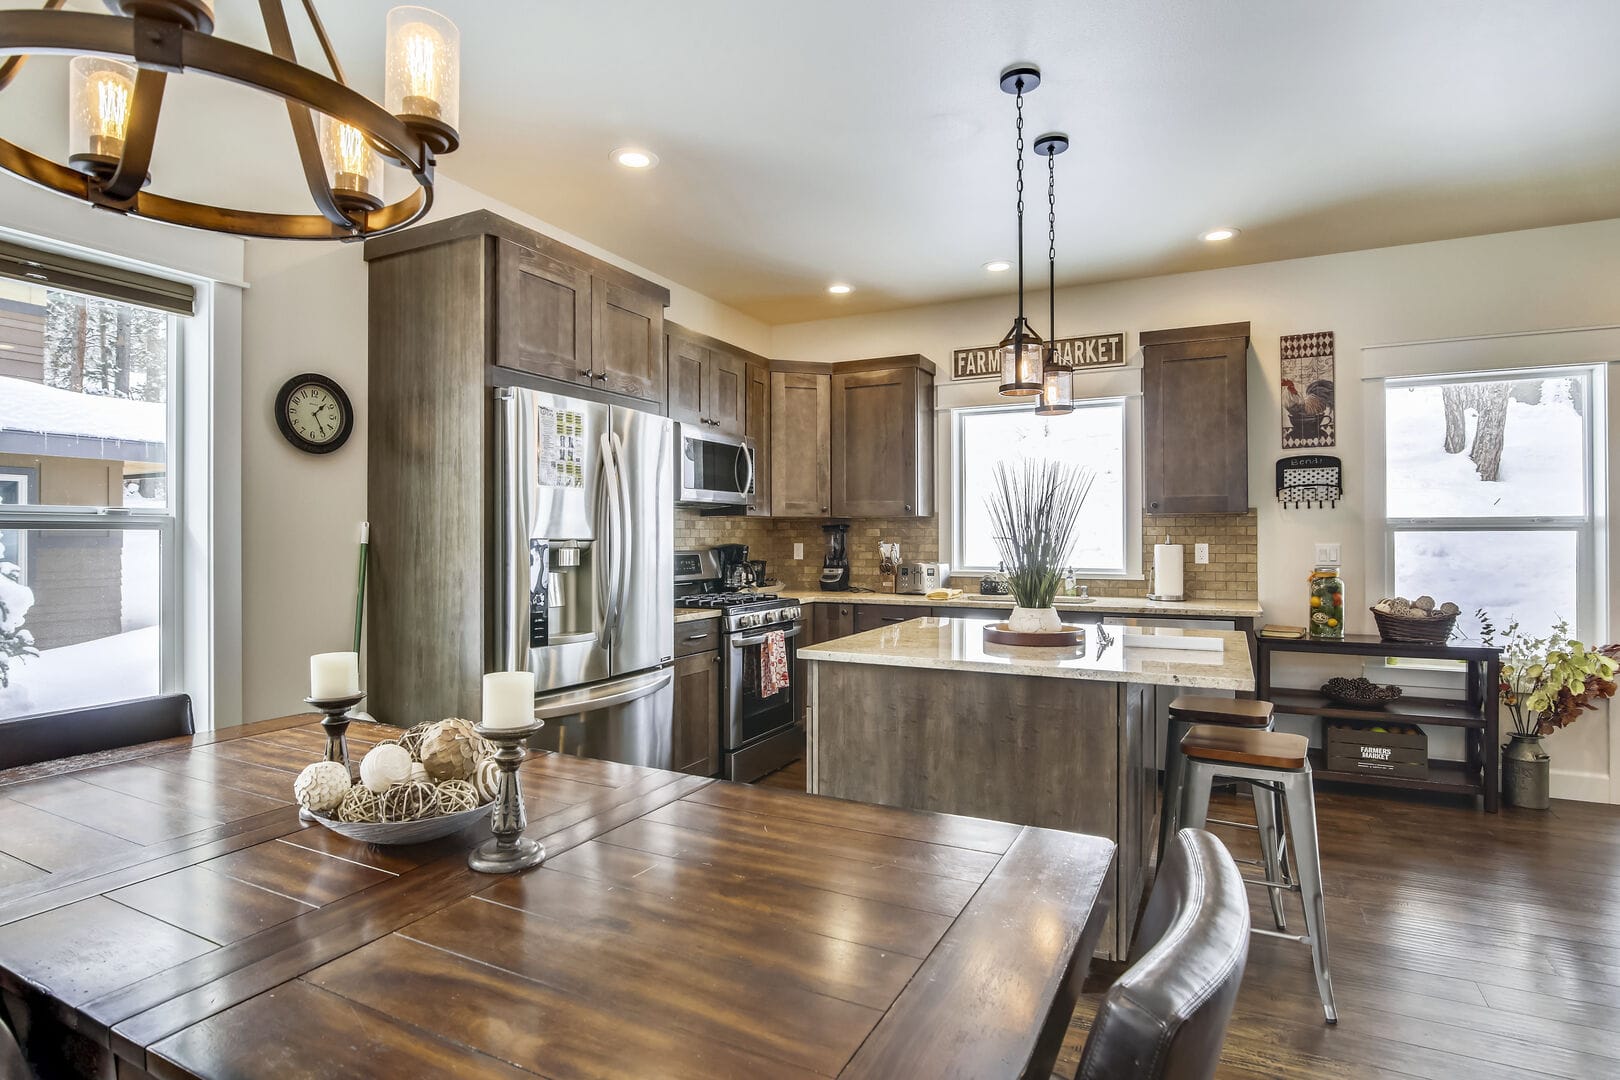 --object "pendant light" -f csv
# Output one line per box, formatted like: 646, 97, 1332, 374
1034, 133, 1073, 416
997, 64, 1044, 397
